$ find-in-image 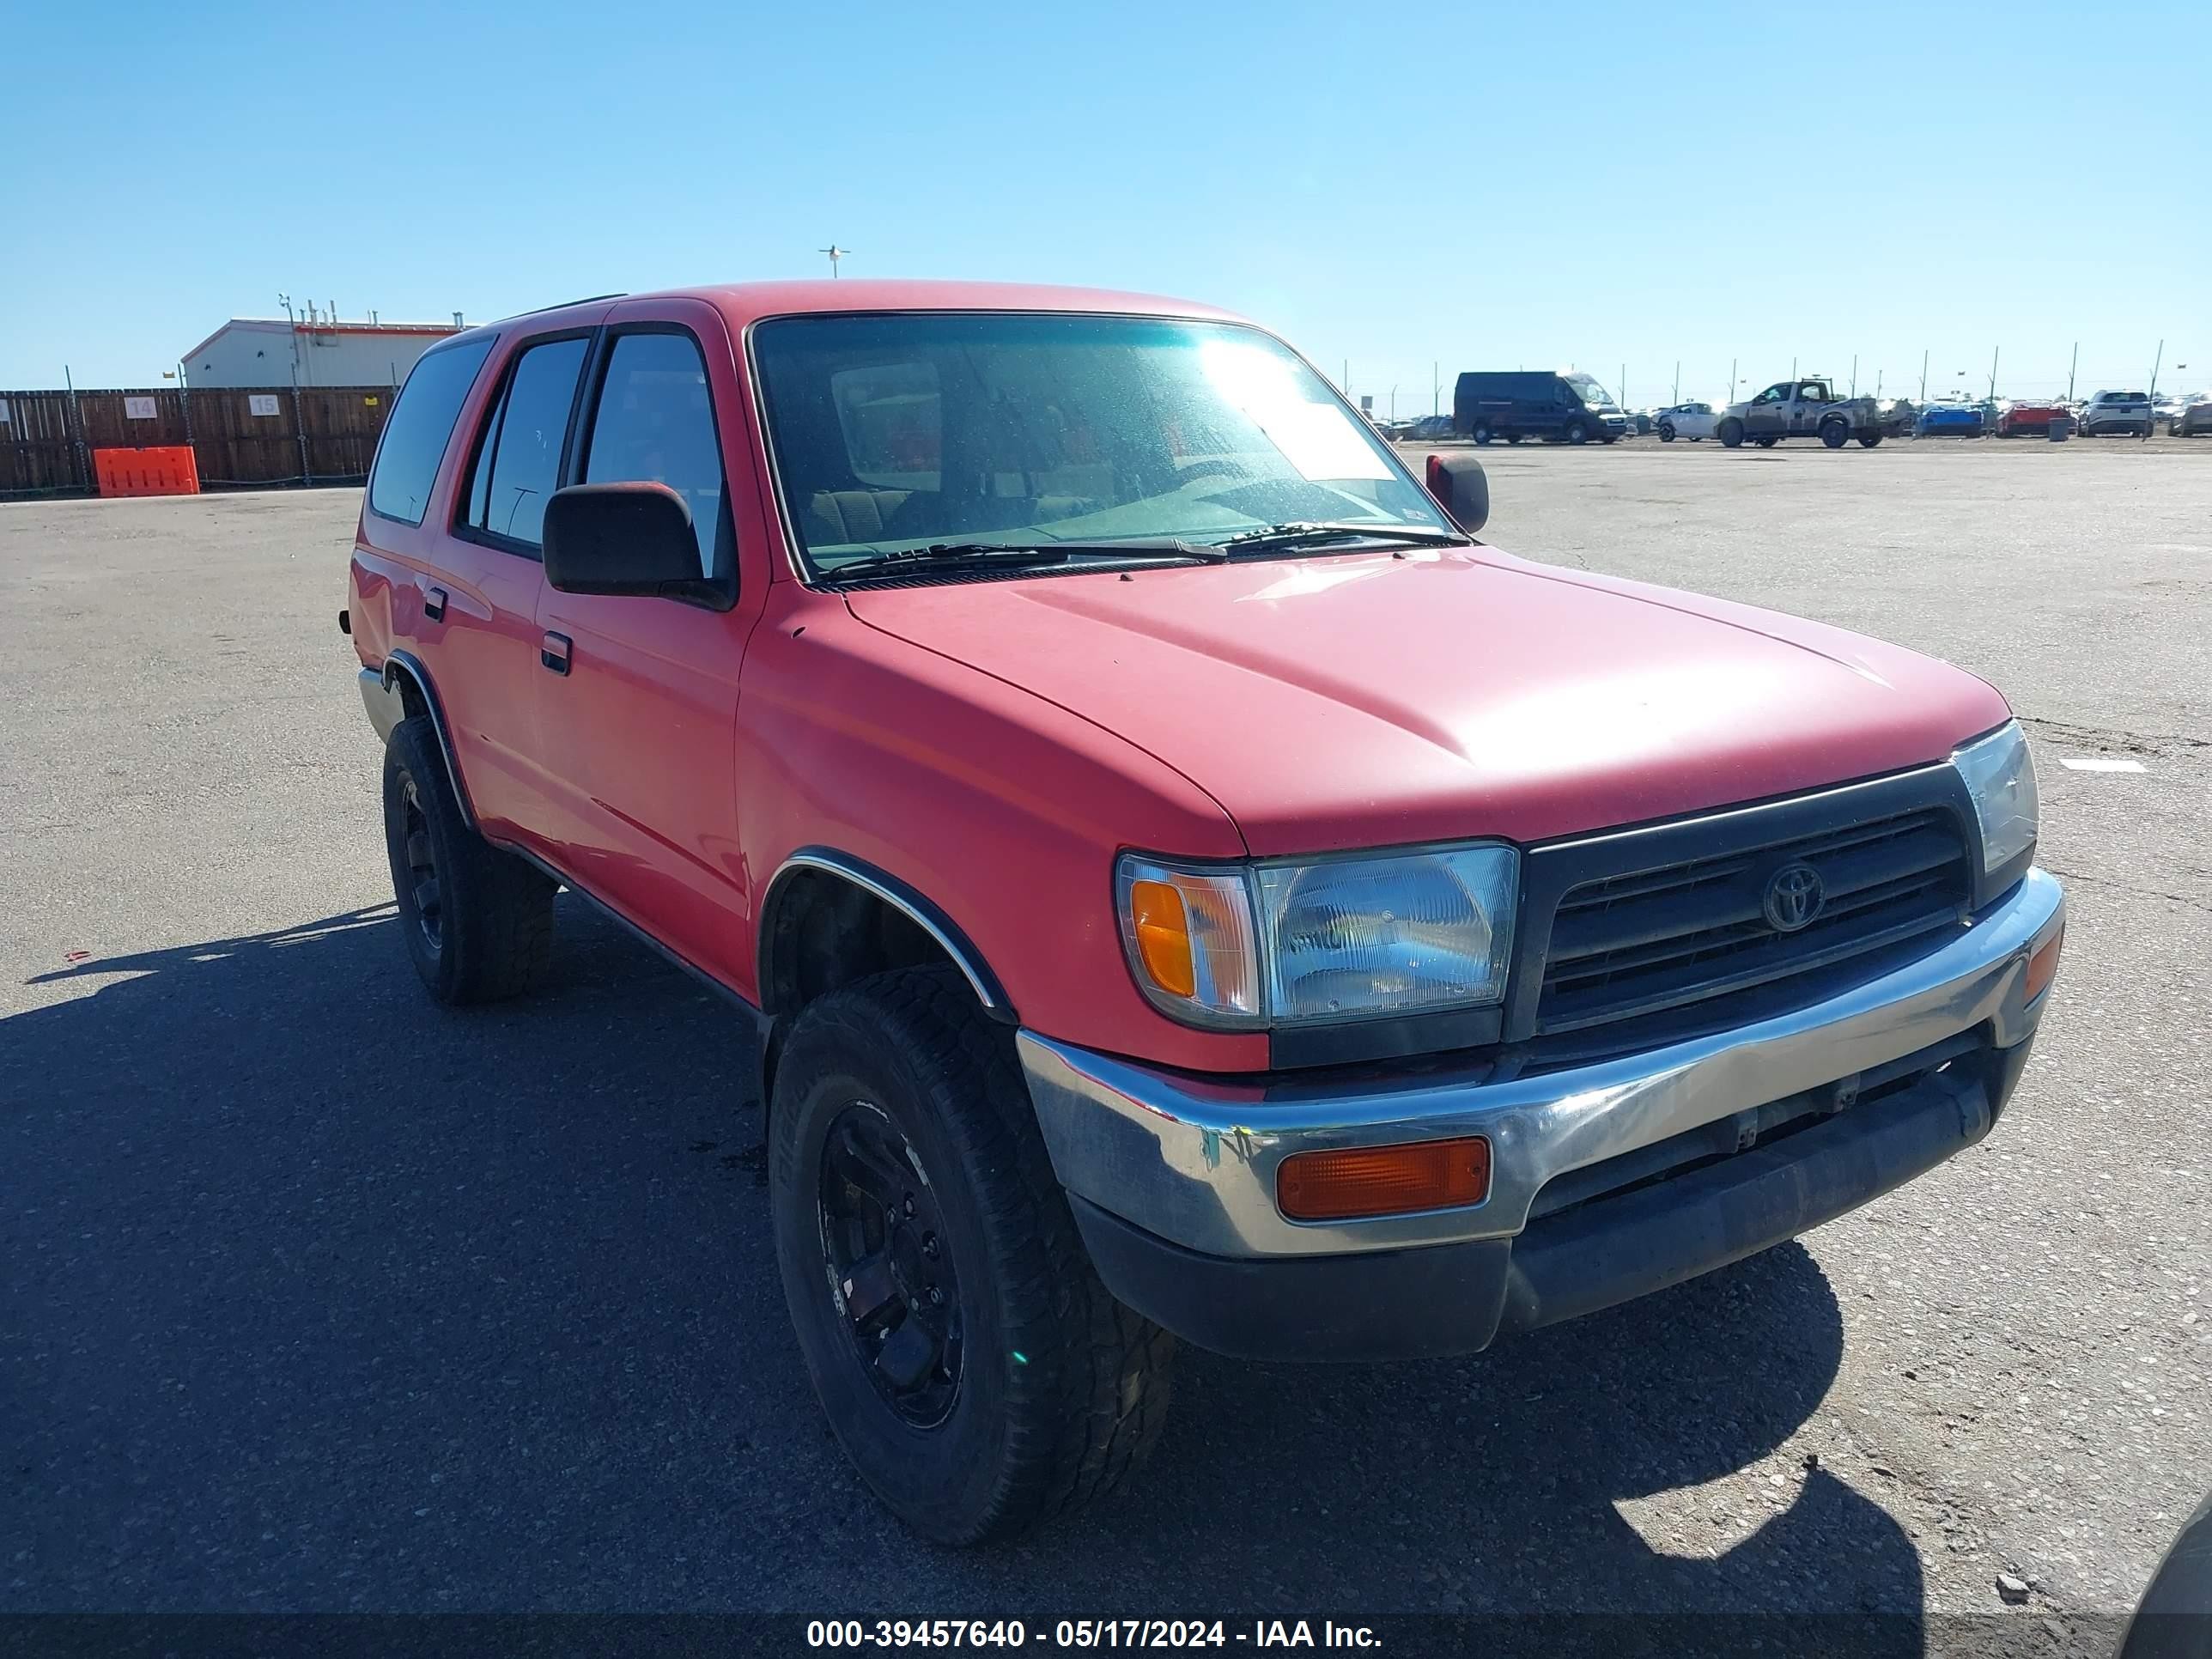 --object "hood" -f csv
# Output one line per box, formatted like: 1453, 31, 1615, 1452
843, 547, 2010, 857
